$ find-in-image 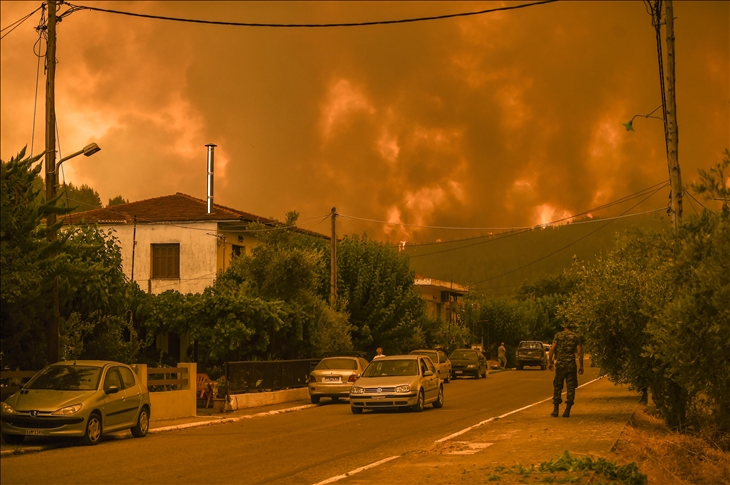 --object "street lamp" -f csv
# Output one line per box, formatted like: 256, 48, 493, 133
54, 143, 101, 186
621, 105, 663, 132
45, 142, 101, 364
